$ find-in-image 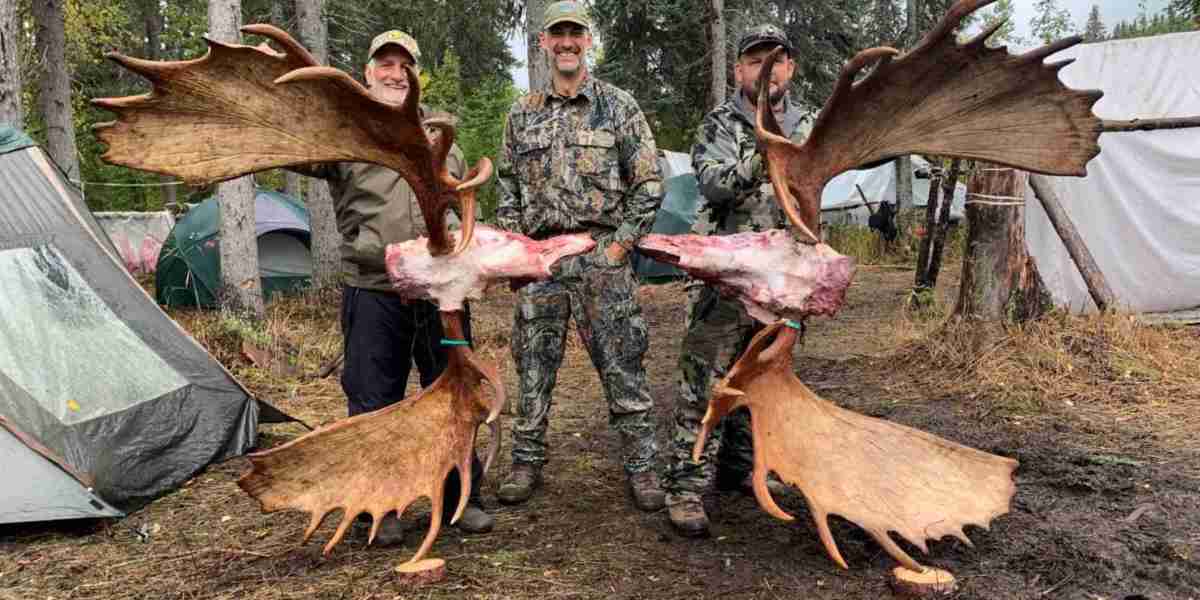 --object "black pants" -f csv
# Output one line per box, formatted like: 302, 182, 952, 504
340, 285, 483, 511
